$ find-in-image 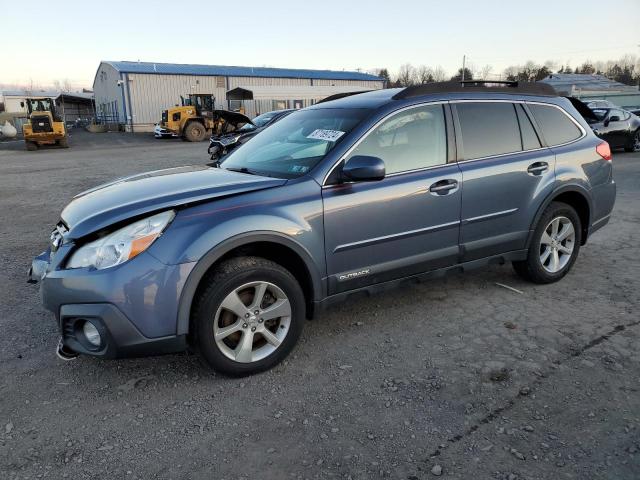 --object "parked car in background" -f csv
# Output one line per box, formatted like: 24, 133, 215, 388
208, 109, 294, 162
585, 99, 618, 109
589, 108, 640, 152
30, 82, 616, 376
154, 123, 179, 138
